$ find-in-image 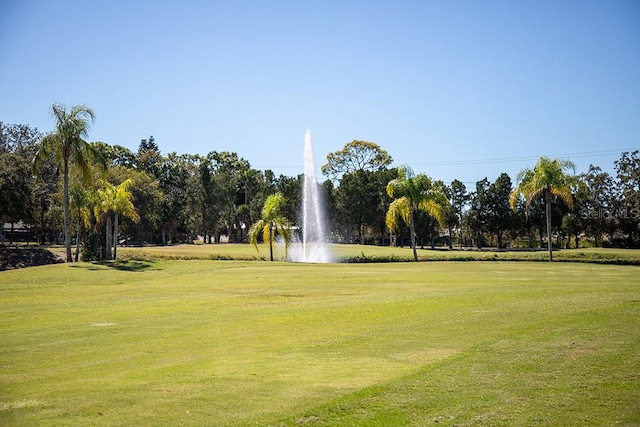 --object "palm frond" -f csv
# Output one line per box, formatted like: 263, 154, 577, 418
247, 219, 267, 247
386, 197, 410, 231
